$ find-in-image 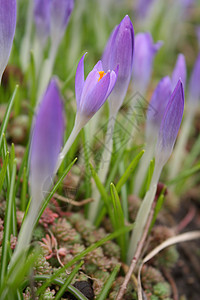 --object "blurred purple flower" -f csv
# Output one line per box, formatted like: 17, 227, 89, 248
50, 0, 74, 45
156, 80, 184, 165
188, 52, 200, 106
34, 0, 51, 46
132, 32, 163, 95
171, 54, 187, 90
135, 0, 155, 18
146, 76, 172, 143
0, 0, 16, 81
102, 15, 134, 114
75, 53, 118, 122
196, 26, 200, 47
29, 78, 65, 201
